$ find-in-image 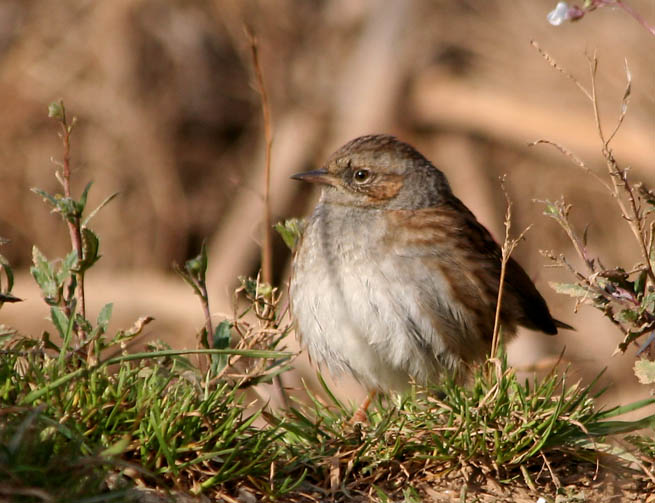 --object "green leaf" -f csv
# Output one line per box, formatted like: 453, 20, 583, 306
240, 276, 262, 298
31, 188, 58, 208
210, 321, 232, 375
213, 321, 232, 350
21, 367, 86, 405
634, 270, 647, 297
30, 246, 58, 301
79, 181, 93, 213
75, 313, 91, 334
185, 241, 208, 280
102, 348, 289, 366
50, 306, 70, 339
100, 435, 131, 457
89, 302, 114, 343
48, 101, 64, 121
176, 242, 209, 299
0, 252, 15, 292
52, 304, 76, 369
97, 303, 113, 331
642, 292, 655, 312
598, 397, 655, 420
549, 282, 591, 298
83, 191, 119, 226
275, 218, 304, 250
78, 227, 101, 271
617, 308, 640, 324
149, 403, 176, 473
0, 259, 21, 302
542, 200, 561, 219
634, 359, 655, 385
57, 196, 81, 220
0, 251, 19, 303
184, 257, 203, 276
56, 250, 78, 284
